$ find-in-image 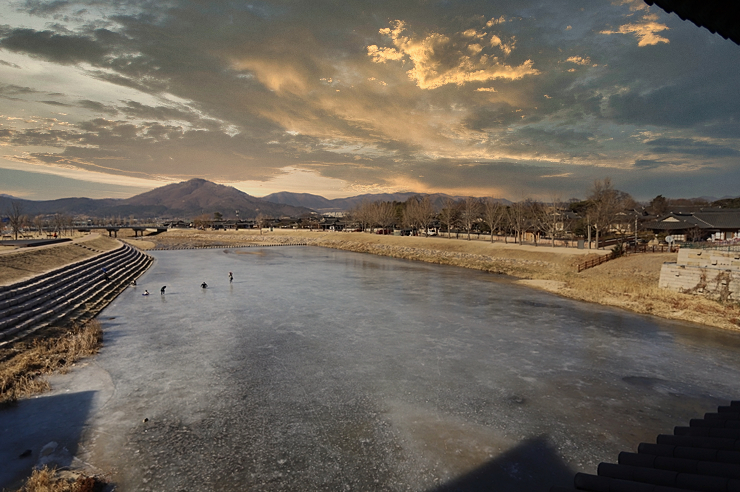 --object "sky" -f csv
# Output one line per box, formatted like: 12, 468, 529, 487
0, 0, 739, 202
